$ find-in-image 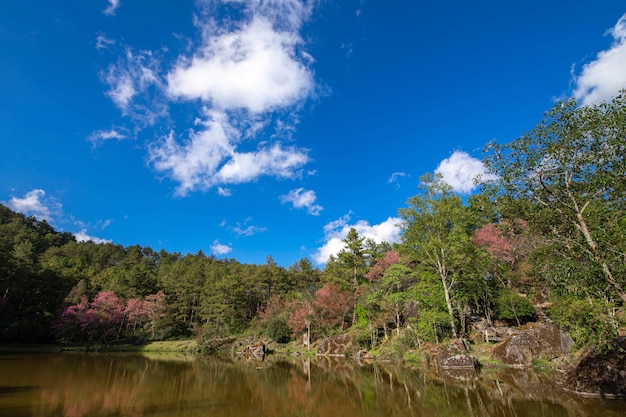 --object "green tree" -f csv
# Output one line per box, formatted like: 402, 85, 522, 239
399, 174, 476, 338
337, 227, 368, 325
484, 92, 626, 303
